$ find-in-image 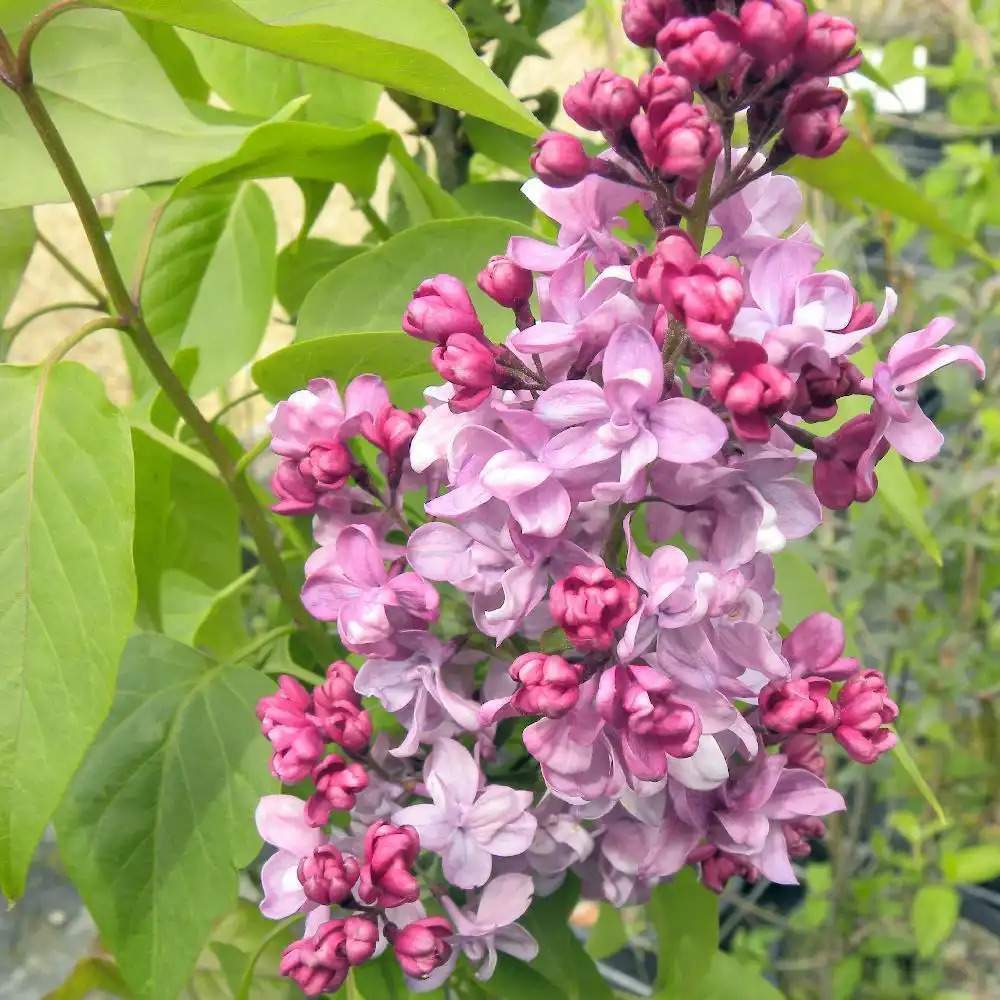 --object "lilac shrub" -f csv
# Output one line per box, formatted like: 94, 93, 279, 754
253, 0, 984, 993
